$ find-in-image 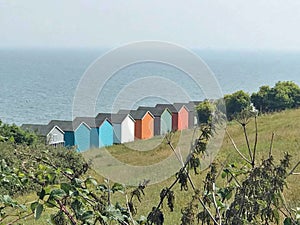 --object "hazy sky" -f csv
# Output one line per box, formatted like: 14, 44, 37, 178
1, 0, 300, 50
